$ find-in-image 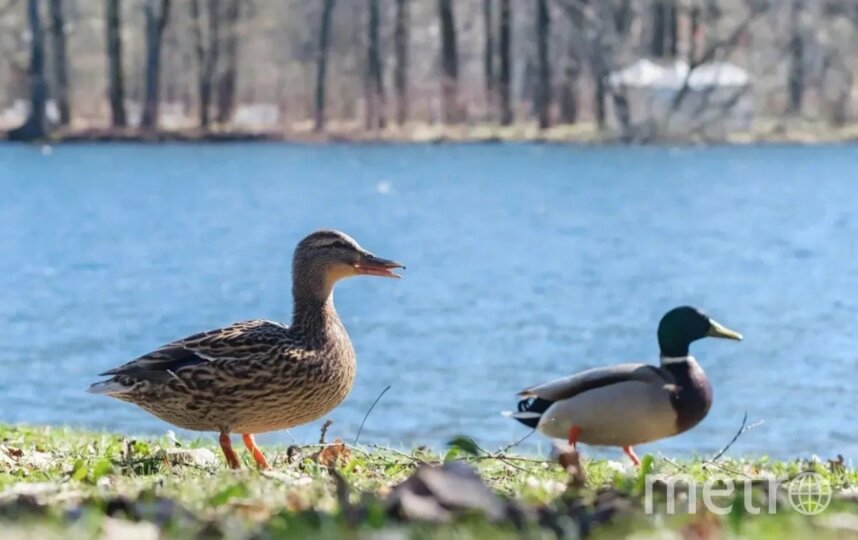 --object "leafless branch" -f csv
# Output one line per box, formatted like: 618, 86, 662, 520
353, 384, 391, 446
707, 412, 764, 463
367, 443, 428, 465
668, 0, 770, 115
709, 411, 748, 462
319, 419, 333, 444
498, 428, 537, 455
688, 40, 791, 141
